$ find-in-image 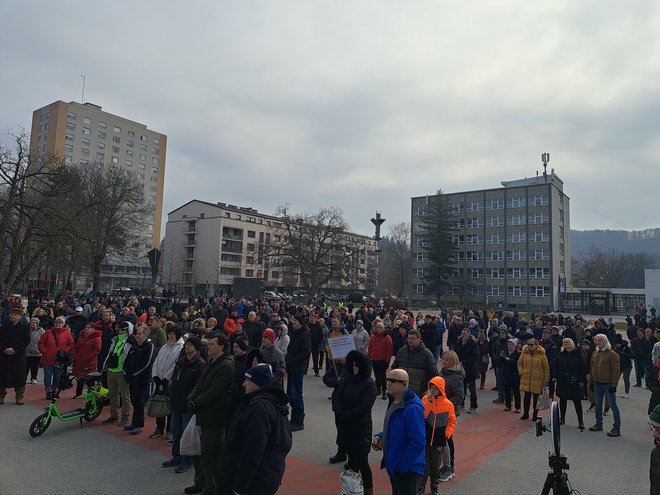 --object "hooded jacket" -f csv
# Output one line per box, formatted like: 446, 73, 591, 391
368, 330, 393, 363
422, 376, 456, 446
378, 387, 426, 477
72, 329, 102, 376
517, 344, 550, 394
151, 337, 184, 382
217, 382, 292, 495
440, 367, 465, 417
